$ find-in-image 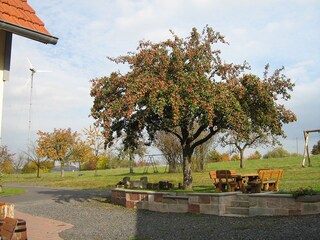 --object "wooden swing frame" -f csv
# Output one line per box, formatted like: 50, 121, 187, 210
302, 129, 320, 167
